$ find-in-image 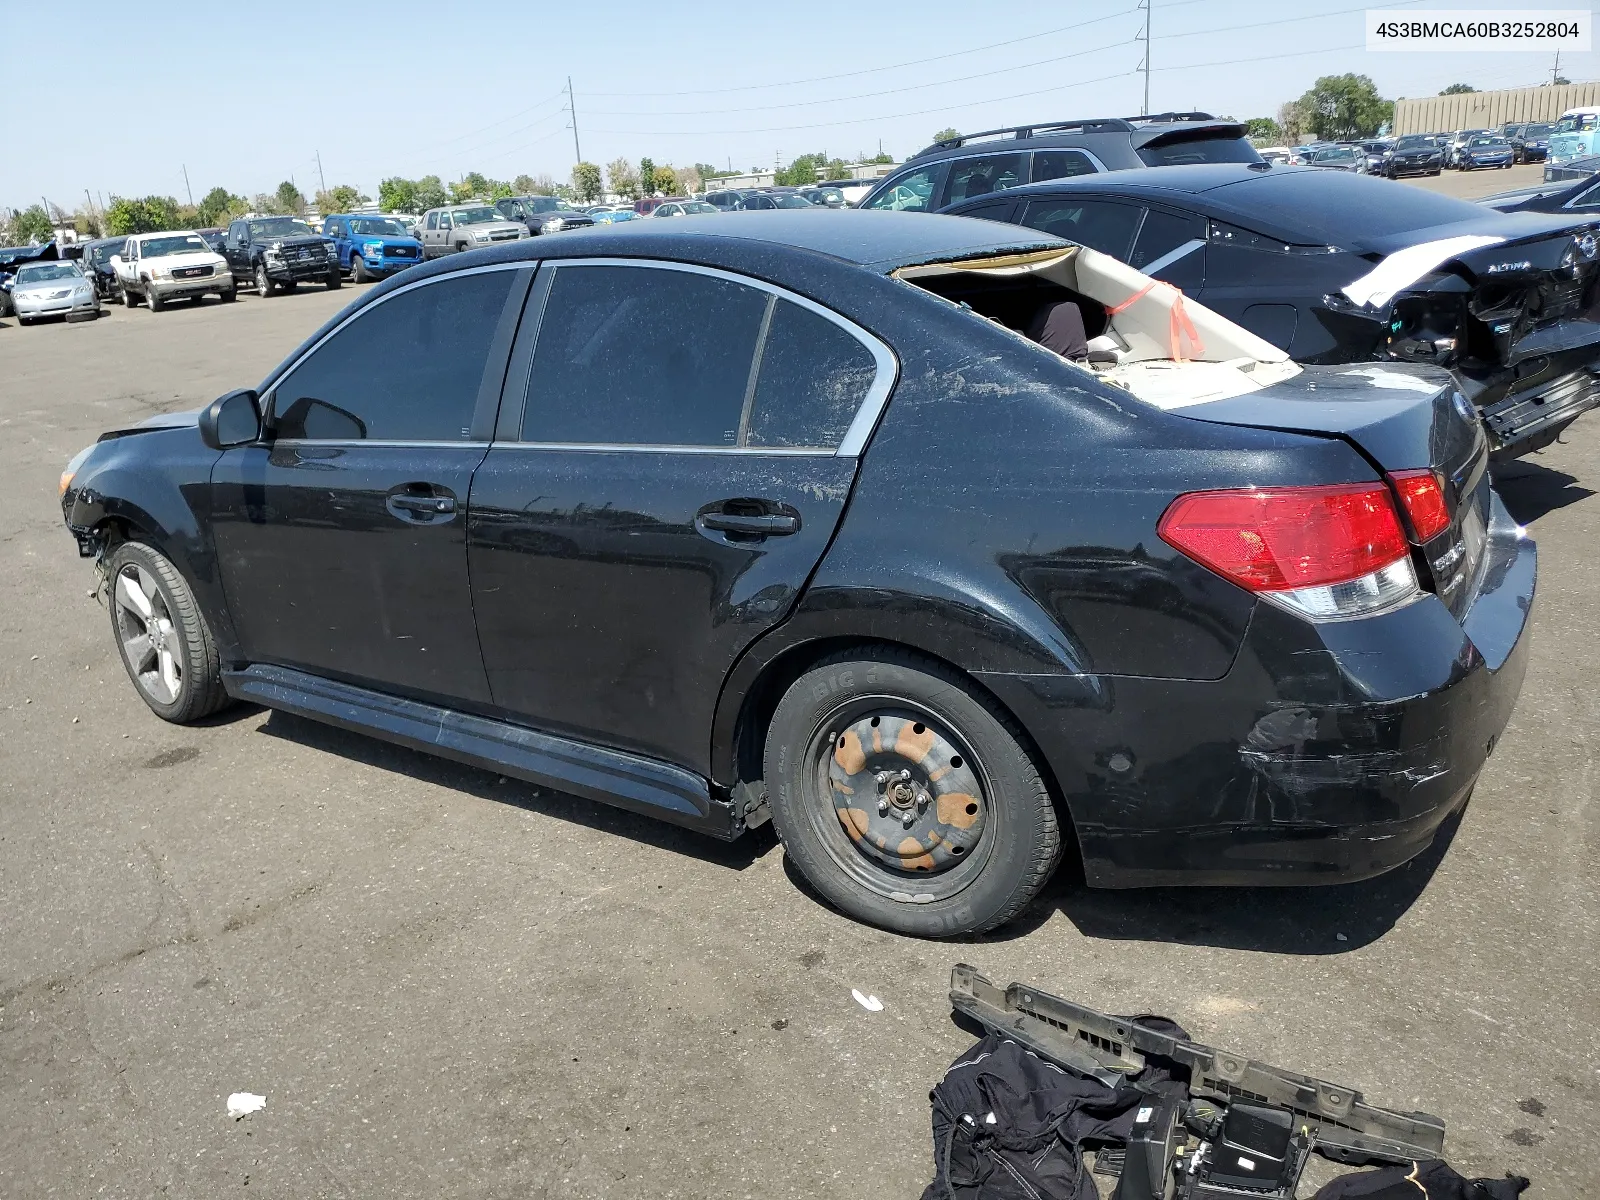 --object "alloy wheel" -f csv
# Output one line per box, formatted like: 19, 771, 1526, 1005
112, 562, 182, 705
808, 703, 993, 901
256, 265, 271, 298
